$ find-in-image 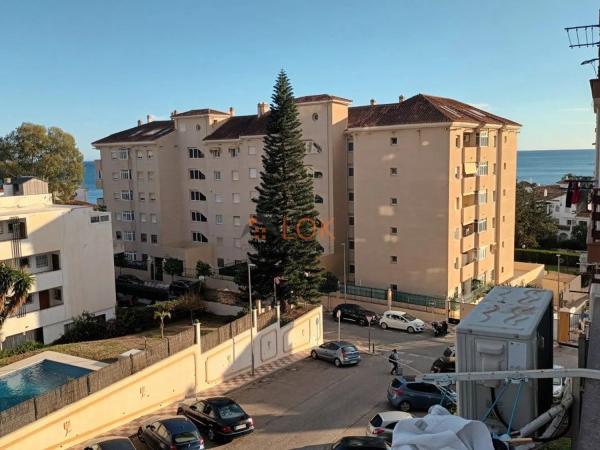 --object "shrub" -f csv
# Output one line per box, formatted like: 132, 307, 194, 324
195, 260, 213, 277
0, 341, 45, 359
514, 248, 581, 267
56, 311, 109, 343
